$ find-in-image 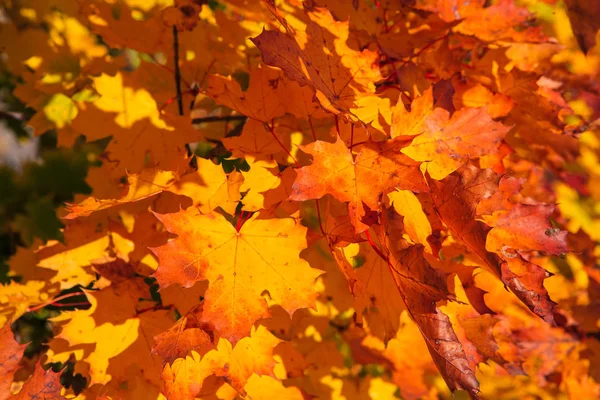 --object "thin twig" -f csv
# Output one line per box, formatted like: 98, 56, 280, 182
192, 115, 247, 124
308, 116, 317, 141
269, 119, 300, 168
27, 292, 88, 312
172, 26, 198, 168
348, 141, 366, 149
172, 26, 184, 116
364, 230, 389, 263
315, 199, 327, 238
